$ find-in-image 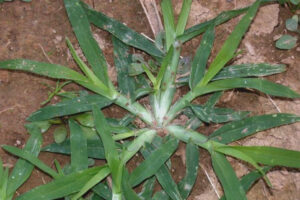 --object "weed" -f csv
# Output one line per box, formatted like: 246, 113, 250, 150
1, 0, 300, 200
